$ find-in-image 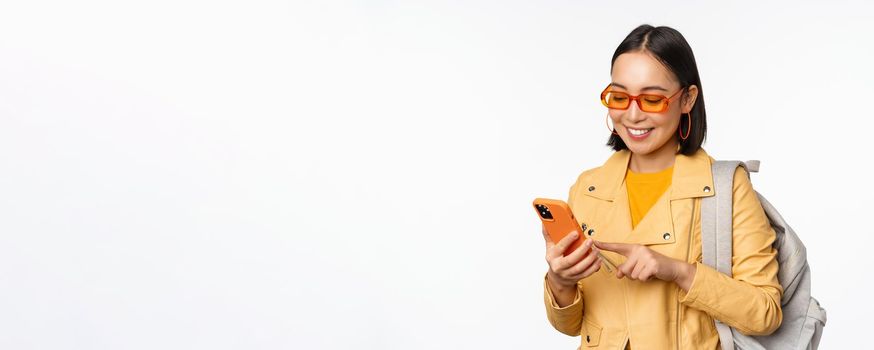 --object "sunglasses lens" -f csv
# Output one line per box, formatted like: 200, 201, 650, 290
640, 95, 668, 112
603, 91, 630, 109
